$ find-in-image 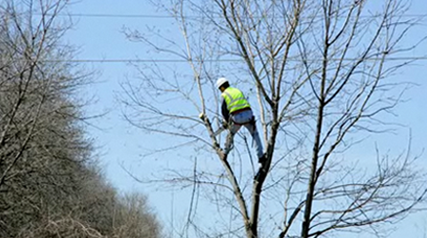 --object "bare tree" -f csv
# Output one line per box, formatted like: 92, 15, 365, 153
122, 0, 426, 237
0, 0, 74, 189
0, 1, 162, 237
112, 193, 161, 238
0, 0, 95, 235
